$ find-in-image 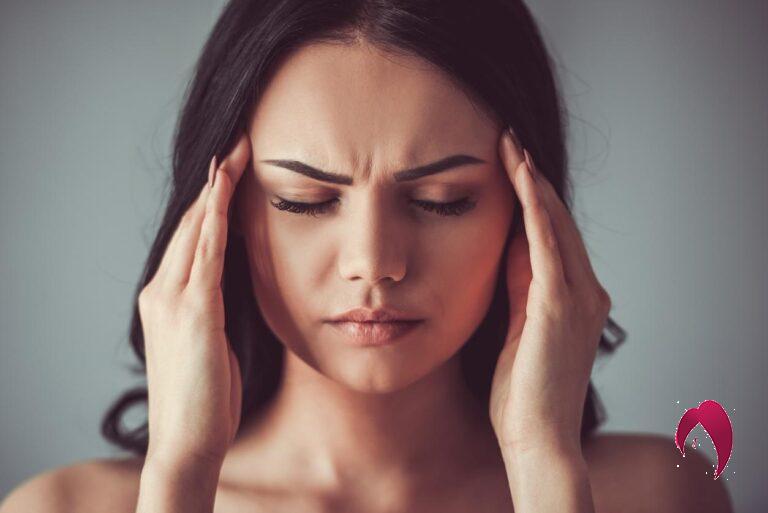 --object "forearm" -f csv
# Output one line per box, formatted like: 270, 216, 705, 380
501, 442, 595, 513
135, 455, 223, 513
